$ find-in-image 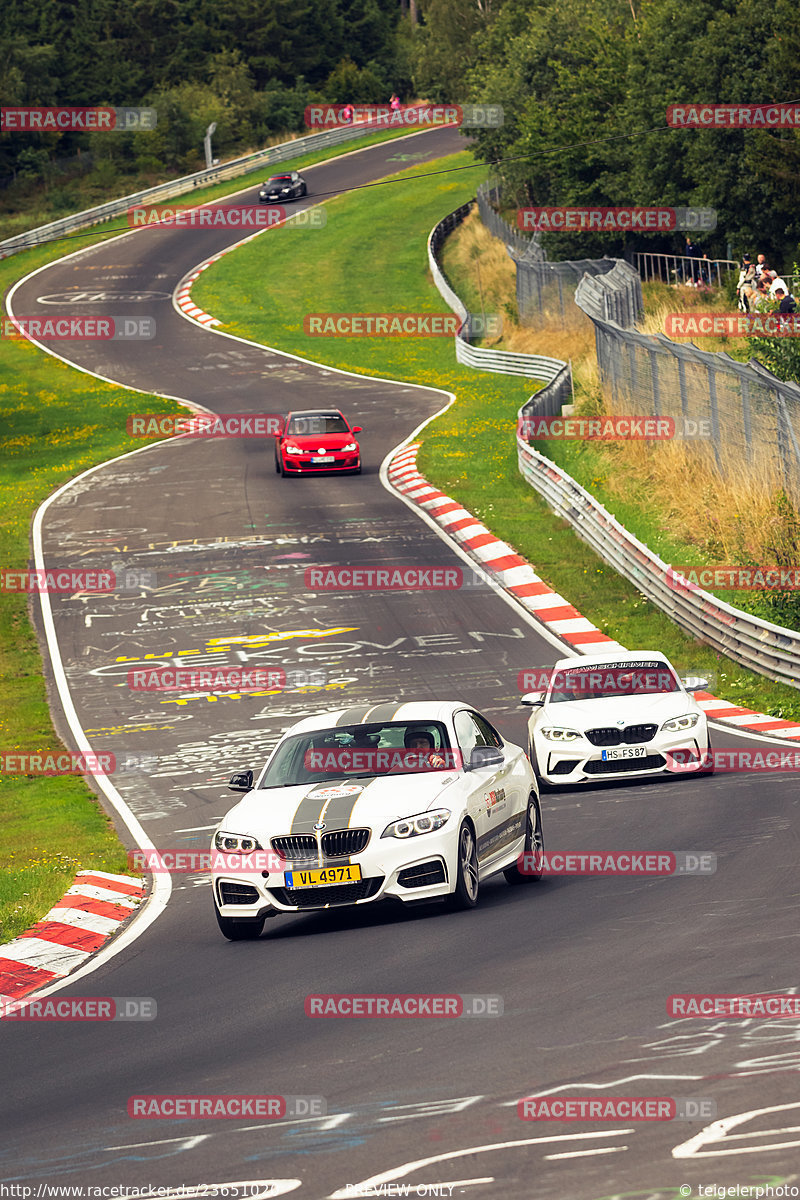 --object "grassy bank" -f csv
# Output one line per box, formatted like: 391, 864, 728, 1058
193, 158, 800, 720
